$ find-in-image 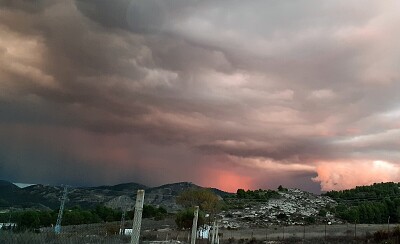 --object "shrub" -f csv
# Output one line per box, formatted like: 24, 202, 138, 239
175, 208, 205, 229
373, 230, 389, 242
105, 224, 120, 235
